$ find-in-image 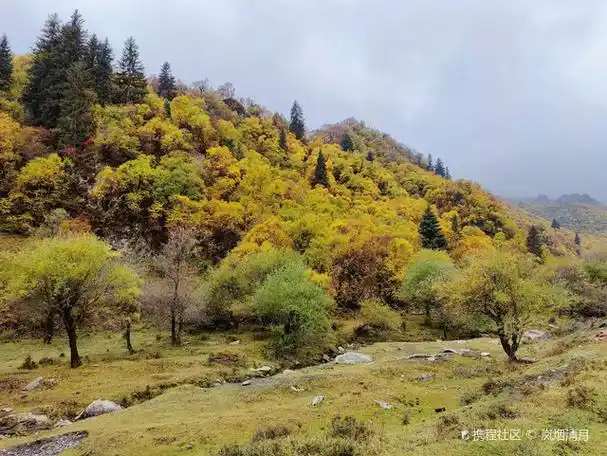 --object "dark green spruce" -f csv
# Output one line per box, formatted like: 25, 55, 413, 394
526, 225, 544, 258
158, 61, 177, 100
419, 205, 447, 250
85, 35, 113, 105
0, 34, 13, 93
115, 36, 147, 104
289, 100, 305, 140
312, 150, 330, 188
341, 132, 354, 151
